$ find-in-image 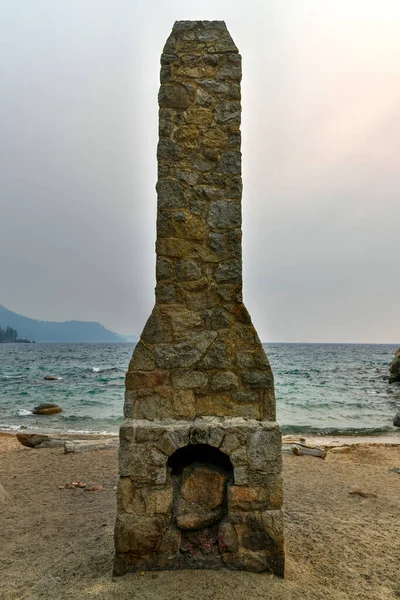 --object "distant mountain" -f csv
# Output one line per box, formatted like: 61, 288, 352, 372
0, 305, 125, 343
